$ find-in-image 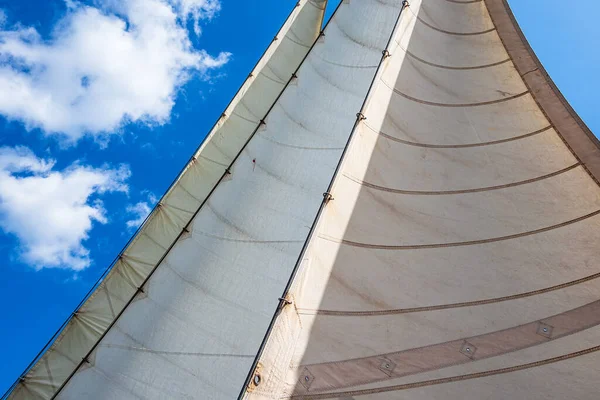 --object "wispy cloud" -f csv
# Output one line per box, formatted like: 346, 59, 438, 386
0, 146, 130, 271
0, 0, 230, 141
125, 191, 158, 230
